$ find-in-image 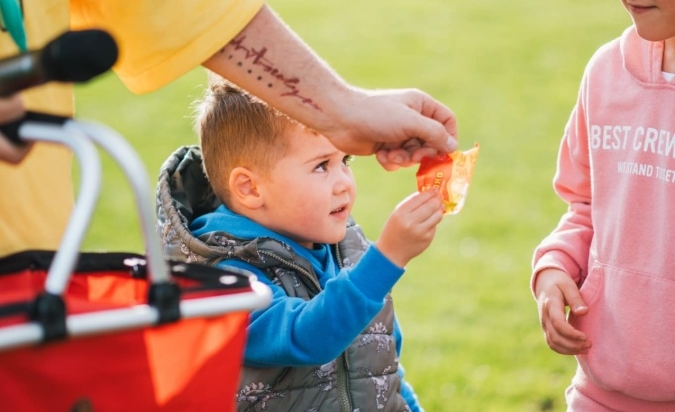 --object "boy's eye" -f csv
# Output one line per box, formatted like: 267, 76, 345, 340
314, 155, 353, 172
314, 160, 329, 172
